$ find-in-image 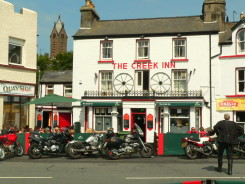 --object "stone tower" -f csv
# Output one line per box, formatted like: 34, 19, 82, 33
202, 0, 226, 31
50, 16, 68, 58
